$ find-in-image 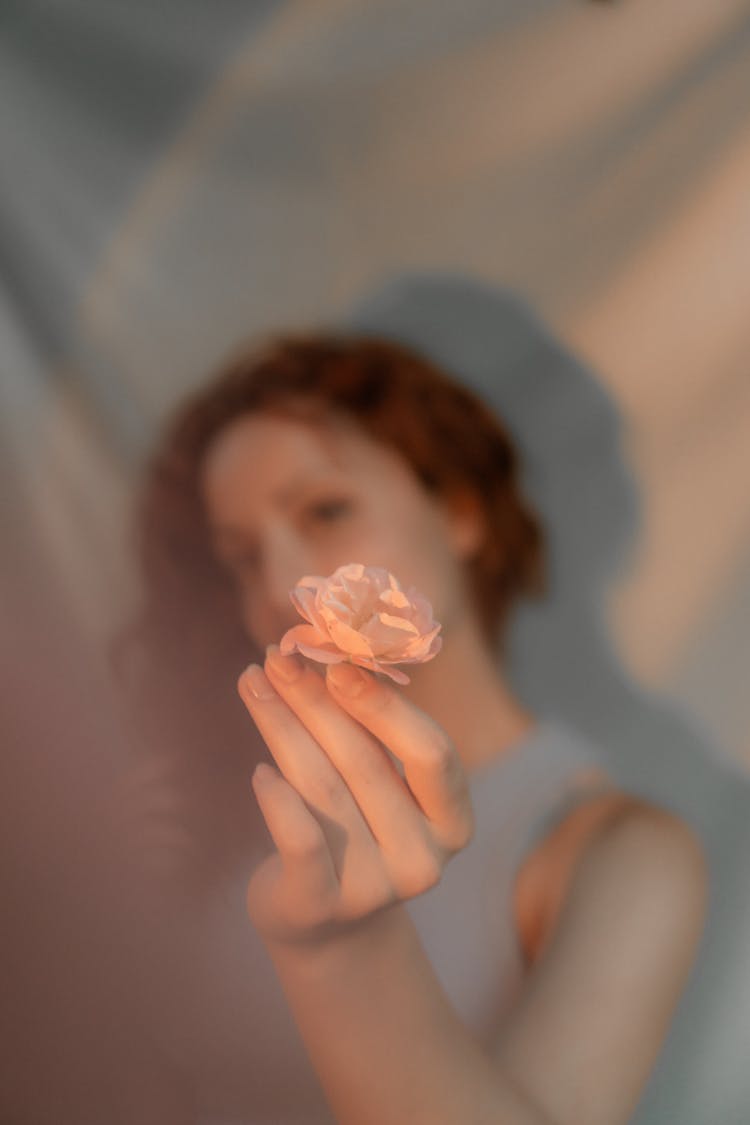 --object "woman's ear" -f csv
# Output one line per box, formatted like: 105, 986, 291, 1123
442, 488, 487, 561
